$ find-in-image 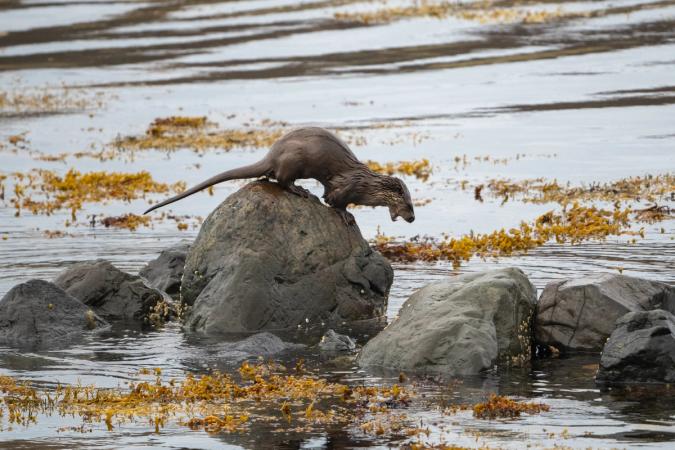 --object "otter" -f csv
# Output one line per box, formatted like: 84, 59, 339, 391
143, 127, 415, 224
